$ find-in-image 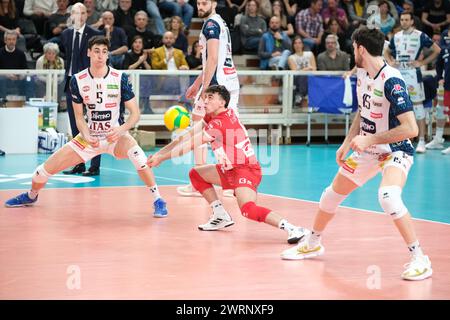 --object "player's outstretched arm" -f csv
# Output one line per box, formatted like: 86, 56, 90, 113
148, 129, 206, 167
156, 121, 204, 158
